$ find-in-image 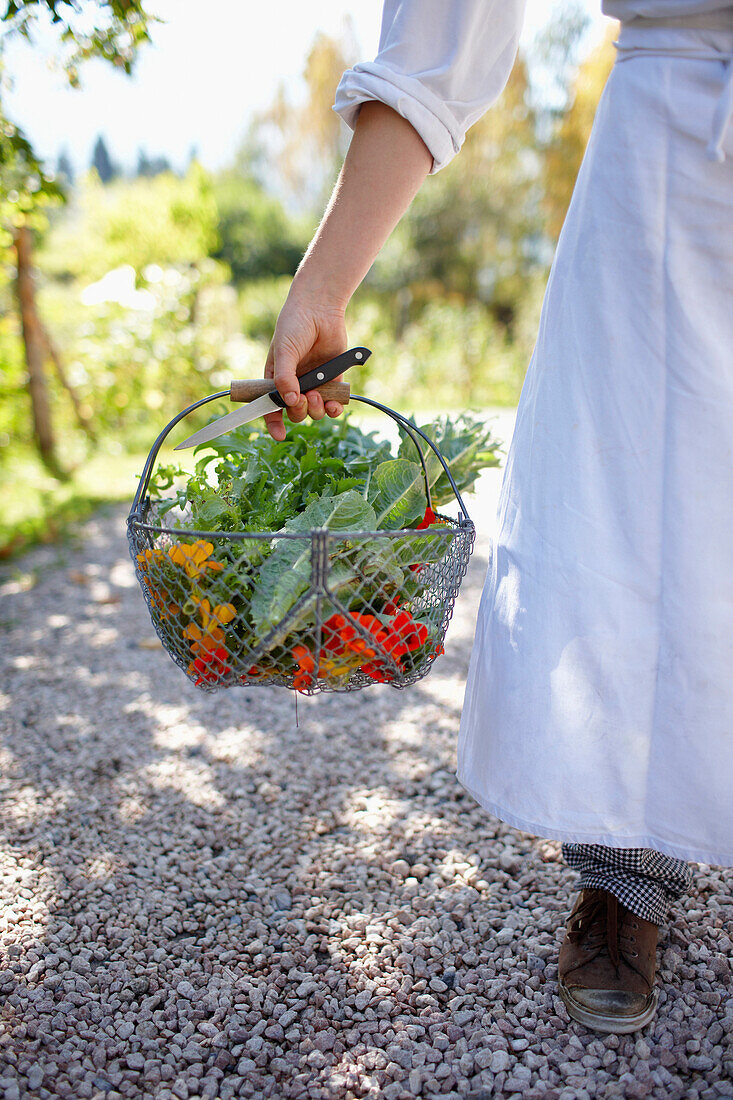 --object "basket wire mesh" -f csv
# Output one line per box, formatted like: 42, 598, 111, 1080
128, 394, 476, 694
